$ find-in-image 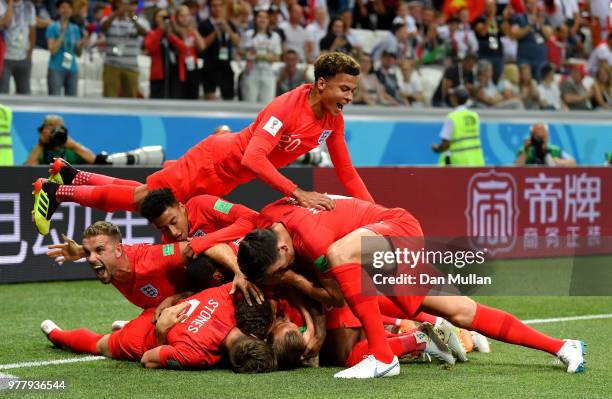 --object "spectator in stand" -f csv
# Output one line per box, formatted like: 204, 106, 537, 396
353, 52, 398, 105
546, 24, 569, 72
268, 5, 286, 45
319, 17, 352, 56
537, 63, 562, 110
497, 63, 522, 104
280, 3, 307, 62
86, 2, 107, 55
46, 0, 87, 96
198, 0, 240, 100
71, 0, 90, 33
171, 5, 205, 99
398, 58, 425, 106
305, 6, 327, 63
590, 64, 612, 110
372, 21, 413, 63
393, 1, 417, 34
101, 0, 148, 98
586, 33, 612, 76
511, 0, 552, 81
500, 19, 517, 63
0, 0, 36, 94
560, 63, 592, 110
276, 48, 308, 95
33, 0, 52, 49
232, 1, 252, 39
375, 50, 404, 104
240, 9, 282, 103
474, 0, 504, 83
366, 0, 394, 30
144, 8, 180, 99
431, 52, 476, 107
416, 7, 445, 65
589, 0, 611, 45
518, 62, 540, 109
339, 10, 362, 56
456, 8, 479, 58
541, 0, 564, 28
352, 0, 371, 29
474, 59, 504, 108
